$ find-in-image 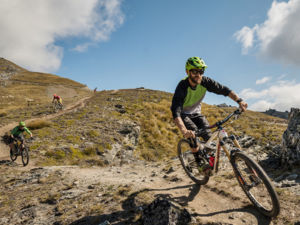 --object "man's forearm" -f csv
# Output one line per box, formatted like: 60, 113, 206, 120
174, 117, 187, 134
228, 91, 240, 102
228, 91, 248, 111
